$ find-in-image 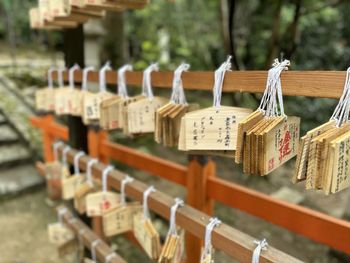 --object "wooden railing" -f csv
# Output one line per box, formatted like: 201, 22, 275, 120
31, 69, 350, 262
